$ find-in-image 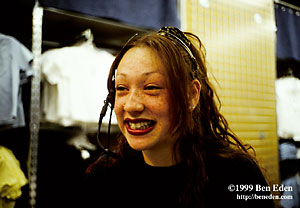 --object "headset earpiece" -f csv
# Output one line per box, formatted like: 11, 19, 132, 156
106, 68, 116, 109
108, 89, 115, 109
